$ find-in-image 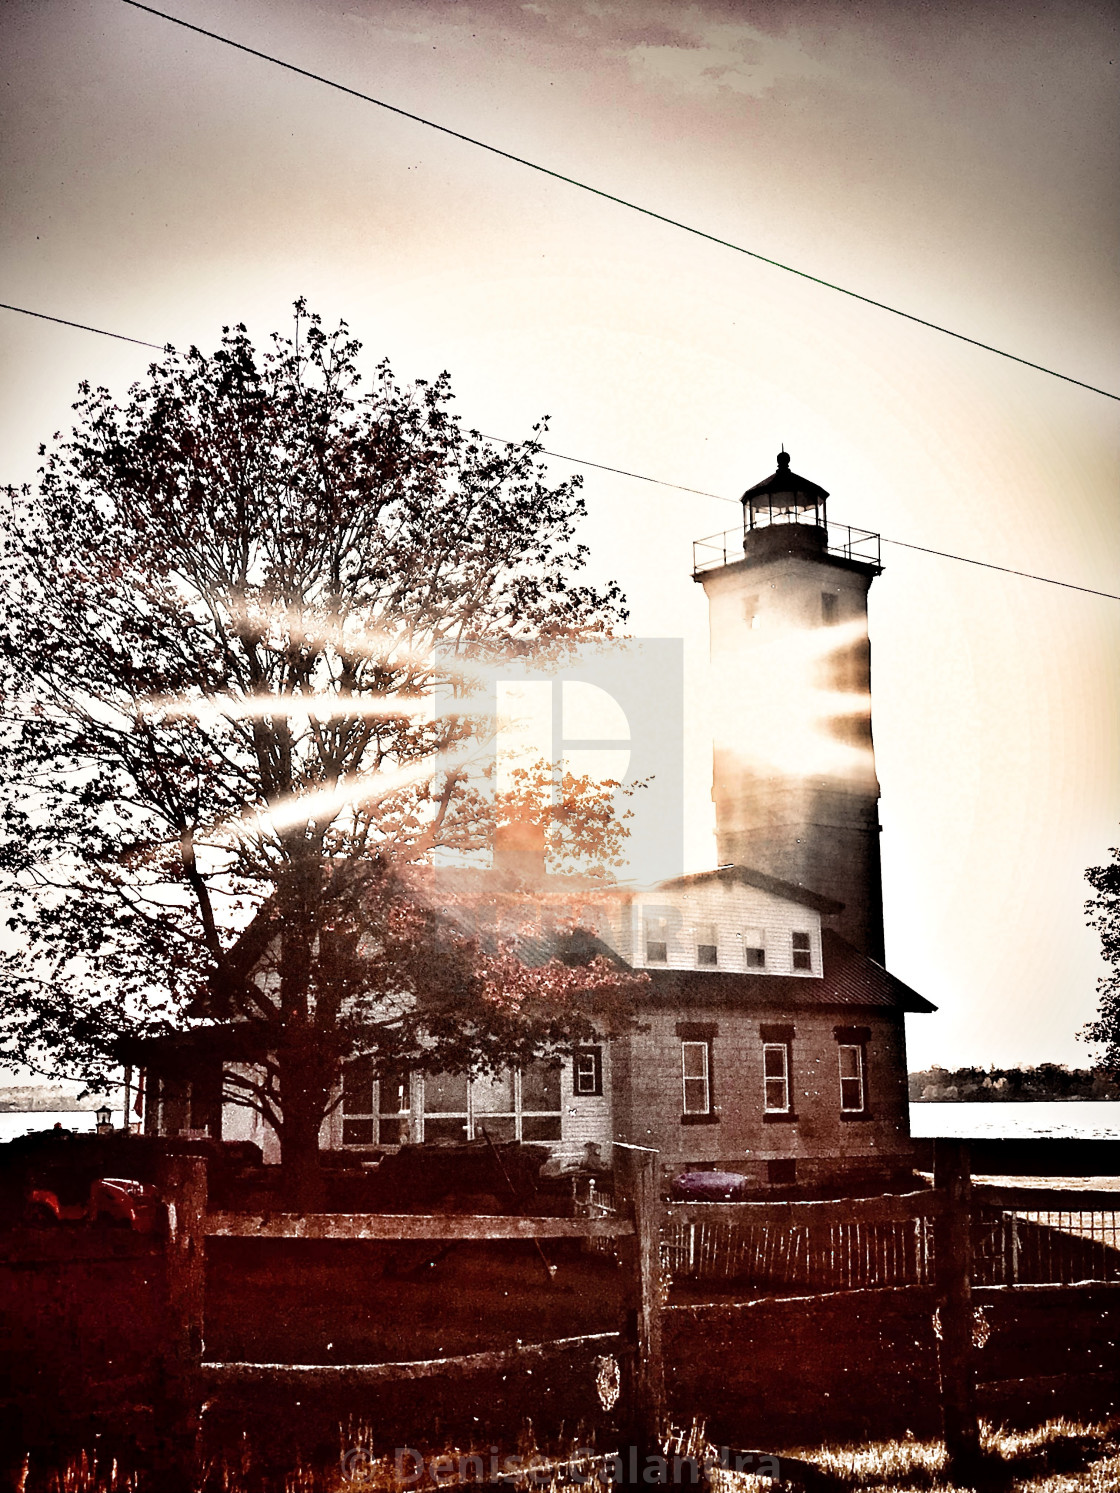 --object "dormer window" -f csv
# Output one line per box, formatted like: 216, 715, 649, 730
645, 913, 669, 964
743, 929, 766, 969
696, 923, 718, 966
792, 930, 813, 971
